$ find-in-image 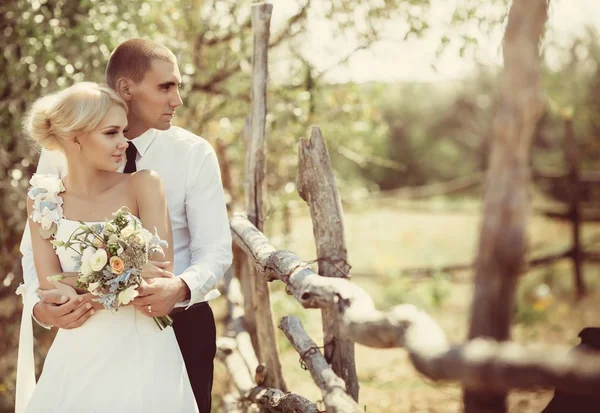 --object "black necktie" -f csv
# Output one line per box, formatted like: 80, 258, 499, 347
124, 142, 137, 173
